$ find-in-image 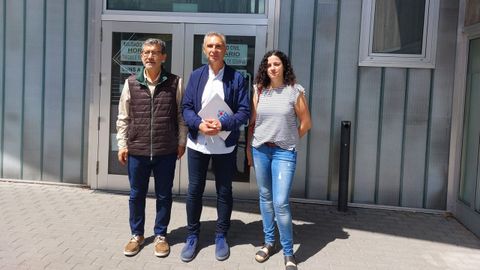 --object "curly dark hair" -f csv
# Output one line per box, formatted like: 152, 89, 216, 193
254, 50, 296, 89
